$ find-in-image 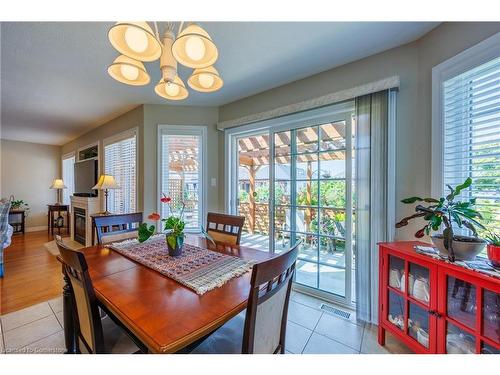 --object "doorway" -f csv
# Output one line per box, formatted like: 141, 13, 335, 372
227, 102, 356, 307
